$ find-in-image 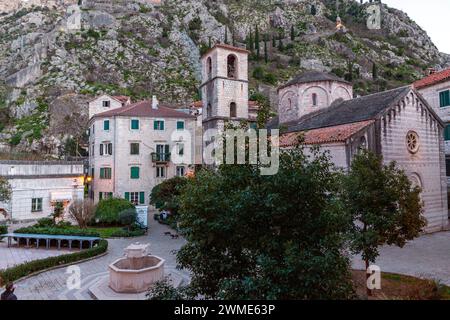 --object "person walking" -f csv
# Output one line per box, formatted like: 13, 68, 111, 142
1, 283, 18, 300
